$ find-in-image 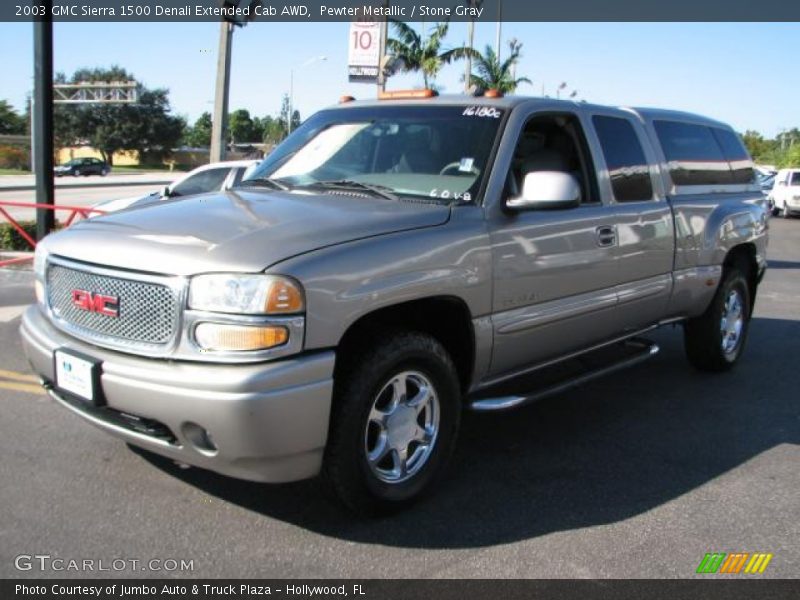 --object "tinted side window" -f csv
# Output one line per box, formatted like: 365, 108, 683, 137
653, 120, 732, 186
712, 128, 754, 184
592, 116, 653, 202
